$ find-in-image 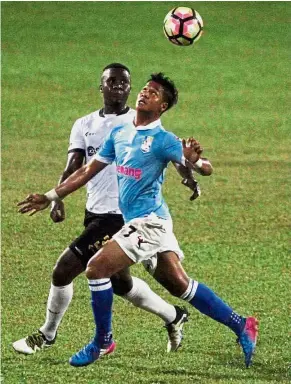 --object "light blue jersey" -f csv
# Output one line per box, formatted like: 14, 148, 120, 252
95, 118, 185, 223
